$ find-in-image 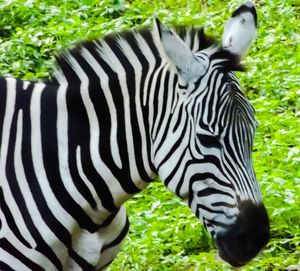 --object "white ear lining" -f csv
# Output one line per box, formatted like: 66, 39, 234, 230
153, 17, 208, 84
222, 3, 257, 56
